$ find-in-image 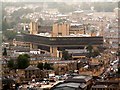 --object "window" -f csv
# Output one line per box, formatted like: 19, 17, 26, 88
53, 87, 76, 90
58, 33, 62, 36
